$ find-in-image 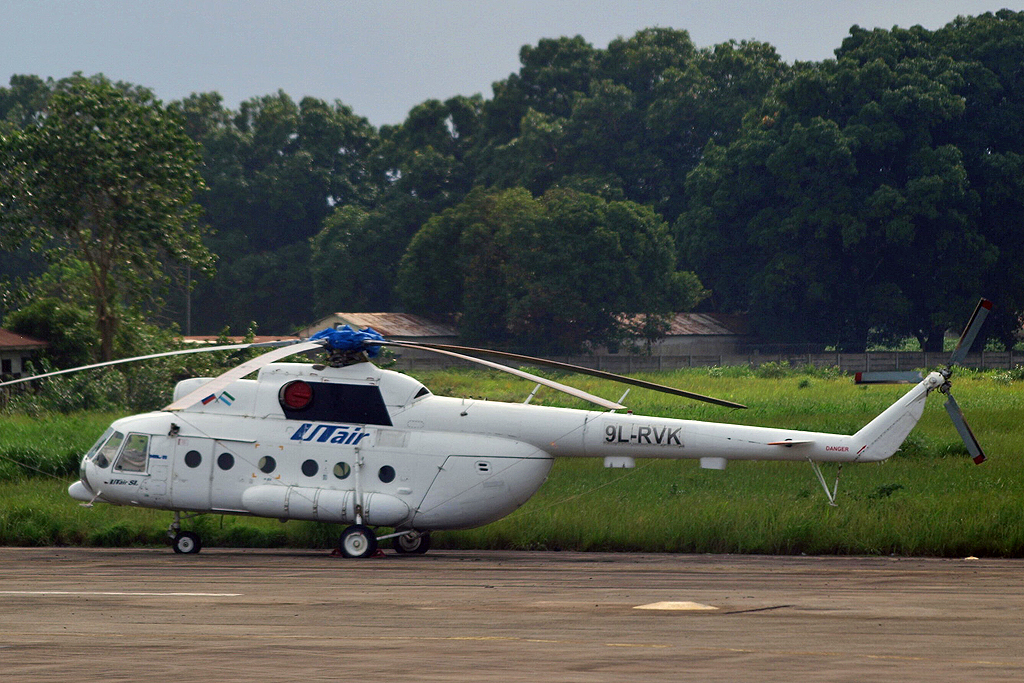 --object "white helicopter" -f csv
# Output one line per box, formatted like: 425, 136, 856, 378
0, 300, 991, 558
